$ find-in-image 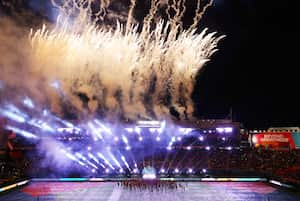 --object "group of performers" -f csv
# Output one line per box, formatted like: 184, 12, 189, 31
117, 180, 186, 191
